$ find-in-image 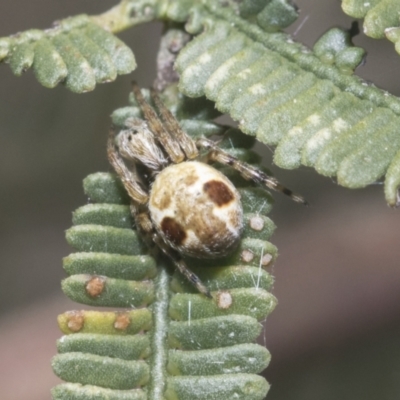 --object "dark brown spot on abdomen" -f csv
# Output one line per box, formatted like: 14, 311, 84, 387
203, 180, 234, 206
161, 217, 187, 246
